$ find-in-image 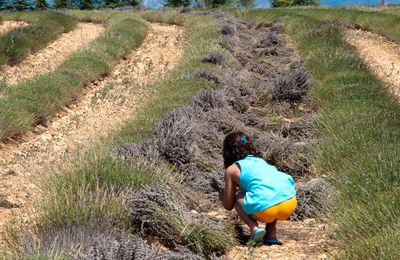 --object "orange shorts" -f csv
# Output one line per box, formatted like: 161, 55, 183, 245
252, 196, 297, 223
